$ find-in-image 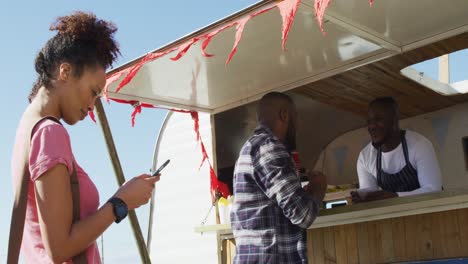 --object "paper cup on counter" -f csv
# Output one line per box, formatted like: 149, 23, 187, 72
218, 196, 232, 224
